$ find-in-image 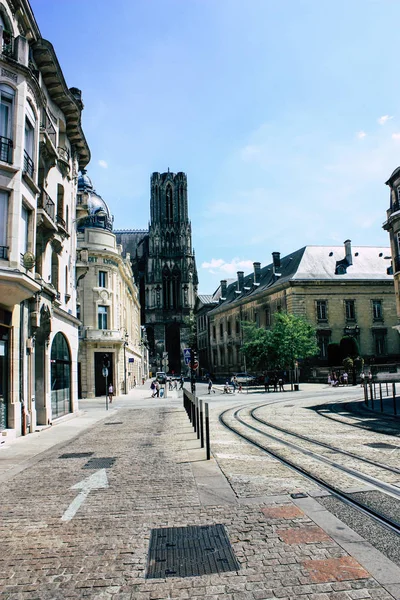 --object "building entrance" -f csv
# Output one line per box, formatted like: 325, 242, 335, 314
95, 352, 114, 396
0, 328, 9, 430
50, 333, 71, 419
